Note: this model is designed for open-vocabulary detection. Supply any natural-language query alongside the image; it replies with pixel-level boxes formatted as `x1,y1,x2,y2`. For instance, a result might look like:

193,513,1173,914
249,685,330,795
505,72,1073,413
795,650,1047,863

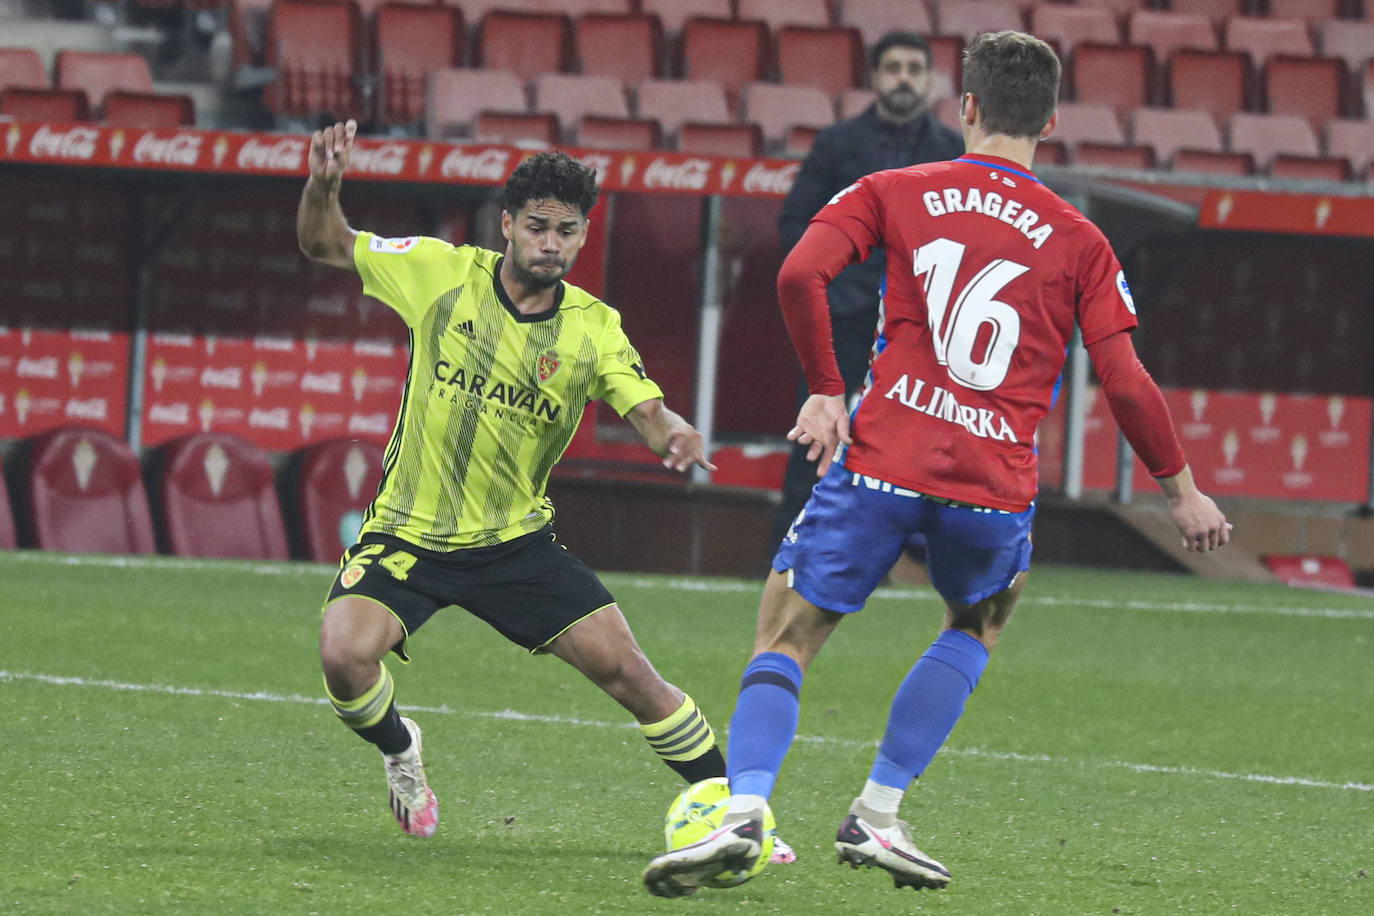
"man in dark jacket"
771,31,964,553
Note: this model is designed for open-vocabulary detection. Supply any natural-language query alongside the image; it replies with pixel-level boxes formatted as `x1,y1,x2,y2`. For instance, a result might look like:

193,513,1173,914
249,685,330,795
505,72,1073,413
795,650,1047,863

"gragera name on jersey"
883,374,1017,442
922,188,1053,250
430,359,561,425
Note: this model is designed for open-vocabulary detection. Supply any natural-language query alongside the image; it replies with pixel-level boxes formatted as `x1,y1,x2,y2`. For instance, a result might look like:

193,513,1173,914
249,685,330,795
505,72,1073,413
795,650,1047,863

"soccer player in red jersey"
644,30,1232,898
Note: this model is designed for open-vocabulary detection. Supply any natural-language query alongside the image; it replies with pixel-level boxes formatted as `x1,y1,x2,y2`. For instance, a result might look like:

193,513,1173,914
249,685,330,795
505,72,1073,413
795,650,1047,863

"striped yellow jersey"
353,231,663,550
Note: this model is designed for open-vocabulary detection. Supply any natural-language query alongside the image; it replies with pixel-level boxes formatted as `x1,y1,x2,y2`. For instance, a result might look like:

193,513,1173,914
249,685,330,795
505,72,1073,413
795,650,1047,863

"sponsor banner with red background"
1038,387,1371,503
0,122,802,200
140,333,408,449
0,328,129,439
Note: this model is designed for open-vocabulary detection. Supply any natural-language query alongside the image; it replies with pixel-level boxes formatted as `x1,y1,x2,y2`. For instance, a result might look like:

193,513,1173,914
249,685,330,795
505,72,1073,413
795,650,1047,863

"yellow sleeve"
353,232,457,327
589,306,665,416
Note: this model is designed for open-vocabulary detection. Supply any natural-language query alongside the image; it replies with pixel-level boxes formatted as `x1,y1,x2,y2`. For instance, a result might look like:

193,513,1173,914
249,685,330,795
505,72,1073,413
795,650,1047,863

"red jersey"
810,155,1139,511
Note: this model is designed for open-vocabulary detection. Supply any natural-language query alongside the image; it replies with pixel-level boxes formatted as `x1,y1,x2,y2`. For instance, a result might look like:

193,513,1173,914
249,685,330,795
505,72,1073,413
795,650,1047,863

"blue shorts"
772,462,1034,612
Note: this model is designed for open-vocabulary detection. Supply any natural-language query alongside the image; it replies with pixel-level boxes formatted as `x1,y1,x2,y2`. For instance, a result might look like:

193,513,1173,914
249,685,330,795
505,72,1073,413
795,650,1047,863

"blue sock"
869,629,990,789
726,652,804,799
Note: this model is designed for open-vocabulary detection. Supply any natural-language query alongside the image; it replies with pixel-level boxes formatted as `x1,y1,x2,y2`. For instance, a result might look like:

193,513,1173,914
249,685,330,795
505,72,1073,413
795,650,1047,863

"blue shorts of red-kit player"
772,460,1034,611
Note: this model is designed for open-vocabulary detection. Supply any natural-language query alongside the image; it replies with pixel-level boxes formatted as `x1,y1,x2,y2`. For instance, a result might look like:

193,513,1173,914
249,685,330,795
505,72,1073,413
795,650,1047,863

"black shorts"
322,527,616,657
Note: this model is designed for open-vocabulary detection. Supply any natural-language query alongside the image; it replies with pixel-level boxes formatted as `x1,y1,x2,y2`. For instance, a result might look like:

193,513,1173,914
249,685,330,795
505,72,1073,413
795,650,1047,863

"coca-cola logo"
17,356,59,379
29,125,98,160
439,148,511,181
741,161,800,195
149,402,191,424
300,371,343,394
348,413,393,435
65,397,108,420
133,132,204,167
249,406,290,430
642,158,711,191
350,142,408,175
200,366,243,389
353,339,395,357
237,137,307,172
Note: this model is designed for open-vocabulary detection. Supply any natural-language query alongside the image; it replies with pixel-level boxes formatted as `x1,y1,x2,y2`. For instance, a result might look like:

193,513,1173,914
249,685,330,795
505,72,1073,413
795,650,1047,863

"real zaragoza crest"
537,348,561,382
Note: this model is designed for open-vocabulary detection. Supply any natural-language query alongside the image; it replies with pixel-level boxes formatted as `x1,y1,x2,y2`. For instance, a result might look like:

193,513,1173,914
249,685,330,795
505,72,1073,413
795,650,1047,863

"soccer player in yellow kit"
297,122,744,845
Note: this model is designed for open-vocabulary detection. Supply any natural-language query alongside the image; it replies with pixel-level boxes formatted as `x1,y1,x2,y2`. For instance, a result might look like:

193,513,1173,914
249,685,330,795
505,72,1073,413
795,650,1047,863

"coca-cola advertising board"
140,333,409,450
1038,387,1371,503
0,327,129,440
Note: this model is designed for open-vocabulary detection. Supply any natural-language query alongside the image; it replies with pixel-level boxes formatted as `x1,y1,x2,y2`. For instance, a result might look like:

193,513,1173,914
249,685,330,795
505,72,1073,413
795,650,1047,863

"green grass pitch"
3,550,1371,914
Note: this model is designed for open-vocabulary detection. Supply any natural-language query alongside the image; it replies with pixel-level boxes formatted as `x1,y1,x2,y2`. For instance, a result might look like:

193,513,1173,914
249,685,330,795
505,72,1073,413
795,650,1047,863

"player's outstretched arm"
626,399,718,474
297,119,359,271
788,393,851,478
1088,331,1232,552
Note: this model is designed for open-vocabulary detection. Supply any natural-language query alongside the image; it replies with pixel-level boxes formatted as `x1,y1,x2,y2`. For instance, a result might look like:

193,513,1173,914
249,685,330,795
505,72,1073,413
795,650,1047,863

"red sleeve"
776,221,861,396
1087,331,1186,479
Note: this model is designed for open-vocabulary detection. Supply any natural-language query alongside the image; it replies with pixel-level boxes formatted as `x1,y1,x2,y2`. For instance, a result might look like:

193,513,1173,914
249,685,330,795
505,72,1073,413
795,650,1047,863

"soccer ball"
663,777,776,888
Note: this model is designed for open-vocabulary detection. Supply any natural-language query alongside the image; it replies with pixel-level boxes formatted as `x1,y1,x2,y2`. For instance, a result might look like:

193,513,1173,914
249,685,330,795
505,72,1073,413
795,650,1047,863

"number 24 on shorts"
344,543,417,581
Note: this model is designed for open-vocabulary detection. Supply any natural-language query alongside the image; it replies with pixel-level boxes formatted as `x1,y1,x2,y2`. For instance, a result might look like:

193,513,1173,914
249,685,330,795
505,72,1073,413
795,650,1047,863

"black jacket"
778,105,964,318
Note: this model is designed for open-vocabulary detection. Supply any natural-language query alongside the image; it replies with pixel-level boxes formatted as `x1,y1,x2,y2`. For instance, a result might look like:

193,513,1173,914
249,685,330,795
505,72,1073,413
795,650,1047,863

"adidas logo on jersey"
454,319,476,341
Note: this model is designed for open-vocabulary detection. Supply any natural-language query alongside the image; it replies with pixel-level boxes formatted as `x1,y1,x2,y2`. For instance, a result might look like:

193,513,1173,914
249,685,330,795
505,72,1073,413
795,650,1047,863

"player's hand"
788,394,851,478
661,425,718,474
309,119,356,191
1169,490,1232,552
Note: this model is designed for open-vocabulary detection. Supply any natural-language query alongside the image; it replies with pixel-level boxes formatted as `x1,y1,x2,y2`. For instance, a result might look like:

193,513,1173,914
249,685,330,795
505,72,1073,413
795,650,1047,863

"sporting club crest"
537,348,561,383
340,565,365,589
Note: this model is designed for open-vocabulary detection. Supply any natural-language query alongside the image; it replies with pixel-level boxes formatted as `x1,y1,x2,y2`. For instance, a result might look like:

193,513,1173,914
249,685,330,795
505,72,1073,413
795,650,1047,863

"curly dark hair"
503,151,599,217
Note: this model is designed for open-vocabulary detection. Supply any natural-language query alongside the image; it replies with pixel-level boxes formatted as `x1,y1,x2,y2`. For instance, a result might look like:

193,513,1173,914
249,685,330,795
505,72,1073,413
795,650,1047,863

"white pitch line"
3,669,1369,794
4,550,1372,620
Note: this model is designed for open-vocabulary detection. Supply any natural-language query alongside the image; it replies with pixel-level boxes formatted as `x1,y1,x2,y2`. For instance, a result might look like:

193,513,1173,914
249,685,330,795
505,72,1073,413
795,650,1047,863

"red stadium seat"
157,432,289,560
477,10,572,82
533,72,629,128
0,472,15,550
1036,138,1068,165
1073,141,1155,170
474,110,560,146
1261,554,1355,590
1128,11,1219,65
786,124,819,156
680,17,768,111
1265,0,1342,28
22,427,156,555
839,87,875,119
575,114,661,150
1168,49,1250,126
1051,101,1126,150
1071,43,1152,118
926,34,964,99
575,13,664,85
1264,56,1348,132
374,2,463,126
529,0,630,15
1317,20,1374,77
1074,0,1146,24
1325,118,1374,176
1030,4,1121,57
103,90,196,127
0,47,46,91
775,26,864,97
934,94,962,133
837,0,934,49
1228,111,1320,170
1130,107,1224,164
677,121,764,157
639,0,730,36
1224,16,1313,68
933,0,1024,41
1268,153,1351,182
0,87,90,122
290,438,384,563
264,0,364,120
426,68,526,139
636,78,731,138
737,0,830,30
741,82,835,151
1172,148,1254,175
1169,0,1244,27
55,50,154,116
